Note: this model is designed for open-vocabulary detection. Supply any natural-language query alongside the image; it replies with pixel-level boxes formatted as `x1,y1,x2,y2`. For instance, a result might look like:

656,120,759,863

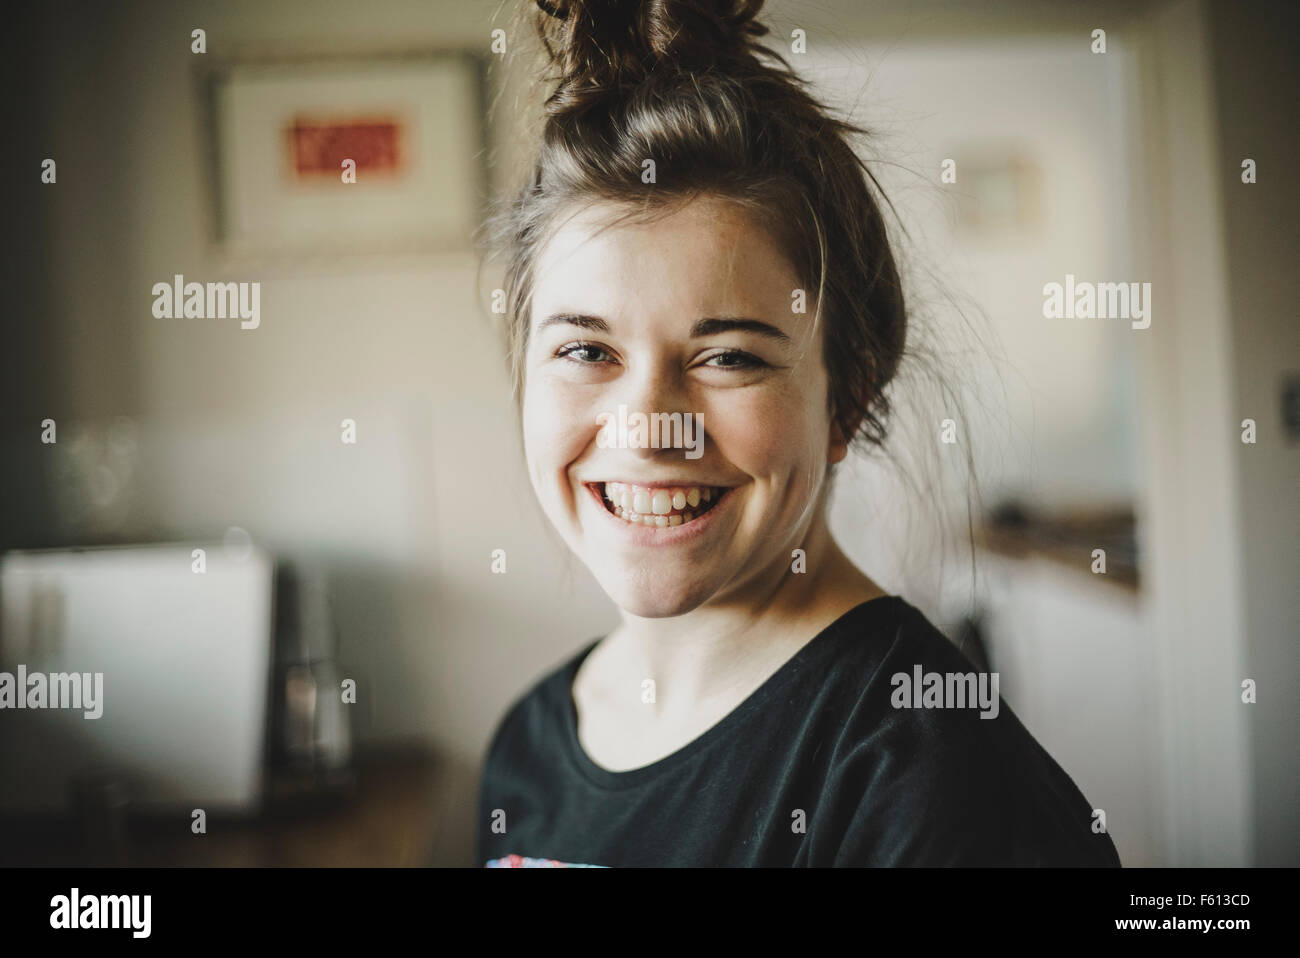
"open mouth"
592,481,729,528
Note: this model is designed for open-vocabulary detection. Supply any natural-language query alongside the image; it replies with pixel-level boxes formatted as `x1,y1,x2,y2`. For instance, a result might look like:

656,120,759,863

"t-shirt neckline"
559,595,903,790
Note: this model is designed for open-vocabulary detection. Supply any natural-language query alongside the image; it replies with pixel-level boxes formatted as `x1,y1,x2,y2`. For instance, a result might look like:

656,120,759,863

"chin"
595,567,717,619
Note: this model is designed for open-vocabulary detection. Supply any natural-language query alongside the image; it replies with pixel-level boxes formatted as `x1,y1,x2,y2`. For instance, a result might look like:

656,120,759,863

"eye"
555,341,615,365
701,349,768,369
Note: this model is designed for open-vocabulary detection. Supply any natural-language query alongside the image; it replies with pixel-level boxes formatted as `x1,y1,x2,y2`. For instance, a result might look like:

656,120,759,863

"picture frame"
203,51,488,262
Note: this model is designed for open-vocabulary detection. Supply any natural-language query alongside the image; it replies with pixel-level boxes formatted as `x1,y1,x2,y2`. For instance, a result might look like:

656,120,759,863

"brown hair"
481,0,909,455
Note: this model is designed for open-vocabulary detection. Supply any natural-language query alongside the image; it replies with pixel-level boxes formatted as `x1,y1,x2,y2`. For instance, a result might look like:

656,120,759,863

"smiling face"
522,195,848,618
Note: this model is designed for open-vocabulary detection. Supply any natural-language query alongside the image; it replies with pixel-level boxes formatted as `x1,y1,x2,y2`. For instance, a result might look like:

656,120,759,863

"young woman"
475,0,1121,867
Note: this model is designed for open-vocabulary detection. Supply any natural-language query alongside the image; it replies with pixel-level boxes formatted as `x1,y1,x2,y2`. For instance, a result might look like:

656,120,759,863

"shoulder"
809,598,1120,866
481,638,597,768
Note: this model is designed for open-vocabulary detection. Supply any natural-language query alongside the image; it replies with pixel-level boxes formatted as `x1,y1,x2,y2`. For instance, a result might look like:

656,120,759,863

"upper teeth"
600,482,720,526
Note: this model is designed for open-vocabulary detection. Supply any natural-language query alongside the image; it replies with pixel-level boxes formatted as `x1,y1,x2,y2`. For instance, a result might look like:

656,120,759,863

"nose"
602,360,699,461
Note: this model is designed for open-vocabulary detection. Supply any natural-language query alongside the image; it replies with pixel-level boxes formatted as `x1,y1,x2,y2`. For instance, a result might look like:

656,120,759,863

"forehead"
529,197,801,325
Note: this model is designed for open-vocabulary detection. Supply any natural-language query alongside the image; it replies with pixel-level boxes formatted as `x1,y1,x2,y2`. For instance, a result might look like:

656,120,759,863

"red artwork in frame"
210,53,484,256
284,115,406,180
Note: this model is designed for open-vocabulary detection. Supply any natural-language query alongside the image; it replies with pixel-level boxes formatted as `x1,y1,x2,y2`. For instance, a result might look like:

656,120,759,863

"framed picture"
206,52,486,260
950,143,1043,237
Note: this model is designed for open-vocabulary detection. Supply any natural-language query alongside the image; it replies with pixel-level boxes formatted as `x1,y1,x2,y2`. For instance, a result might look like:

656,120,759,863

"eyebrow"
538,313,792,344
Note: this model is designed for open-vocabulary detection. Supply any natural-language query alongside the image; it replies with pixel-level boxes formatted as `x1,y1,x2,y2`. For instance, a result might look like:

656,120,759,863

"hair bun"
534,0,769,112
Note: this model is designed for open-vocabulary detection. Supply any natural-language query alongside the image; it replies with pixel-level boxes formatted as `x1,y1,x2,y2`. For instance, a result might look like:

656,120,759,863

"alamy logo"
50,888,150,938
890,665,1001,719
1042,273,1151,329
596,404,704,460
0,666,103,719
152,274,260,329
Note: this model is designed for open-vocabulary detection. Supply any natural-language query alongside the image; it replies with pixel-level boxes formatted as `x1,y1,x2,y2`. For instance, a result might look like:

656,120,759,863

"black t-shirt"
476,596,1121,867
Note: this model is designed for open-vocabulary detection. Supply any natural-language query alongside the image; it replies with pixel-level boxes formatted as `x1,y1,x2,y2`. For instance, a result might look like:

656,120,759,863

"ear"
828,414,851,465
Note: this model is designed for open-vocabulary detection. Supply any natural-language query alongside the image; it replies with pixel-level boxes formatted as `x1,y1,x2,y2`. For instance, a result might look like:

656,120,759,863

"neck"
605,505,885,719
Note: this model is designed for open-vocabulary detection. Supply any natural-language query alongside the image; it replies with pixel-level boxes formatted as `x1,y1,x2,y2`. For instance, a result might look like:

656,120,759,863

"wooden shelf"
979,506,1140,591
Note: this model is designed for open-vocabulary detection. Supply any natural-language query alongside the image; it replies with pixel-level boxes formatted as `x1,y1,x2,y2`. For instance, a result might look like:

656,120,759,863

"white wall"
807,37,1141,625
1205,0,1300,867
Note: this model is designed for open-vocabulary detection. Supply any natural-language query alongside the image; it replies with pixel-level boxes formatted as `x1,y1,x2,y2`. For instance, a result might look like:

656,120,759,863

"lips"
591,480,728,528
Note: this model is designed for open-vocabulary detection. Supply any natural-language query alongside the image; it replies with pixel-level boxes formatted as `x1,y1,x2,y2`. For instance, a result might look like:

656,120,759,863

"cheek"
521,372,597,483
706,377,830,476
